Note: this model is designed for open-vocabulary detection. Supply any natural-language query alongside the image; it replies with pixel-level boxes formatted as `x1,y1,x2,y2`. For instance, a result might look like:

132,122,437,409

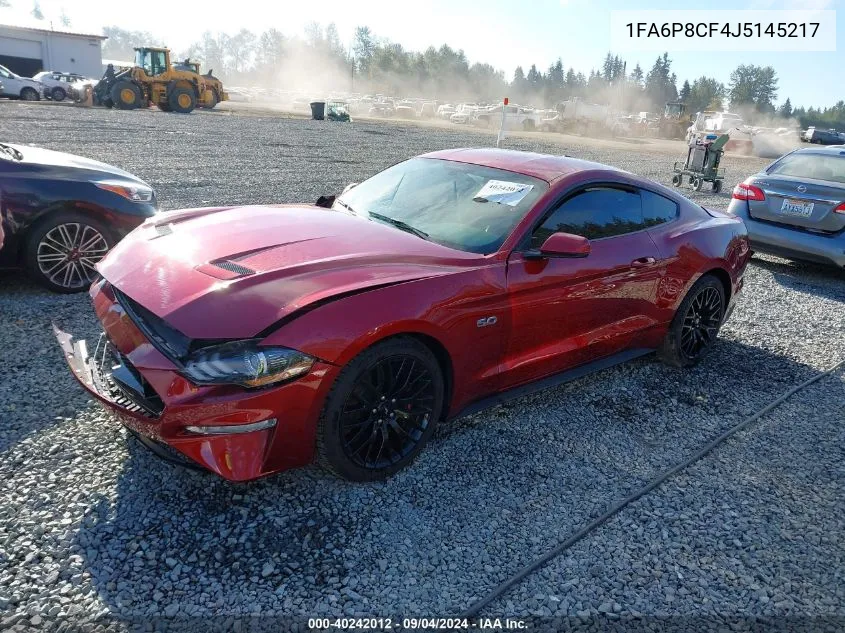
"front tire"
25,212,114,293
168,87,196,113
51,86,67,101
111,81,143,110
316,337,444,481
658,274,726,368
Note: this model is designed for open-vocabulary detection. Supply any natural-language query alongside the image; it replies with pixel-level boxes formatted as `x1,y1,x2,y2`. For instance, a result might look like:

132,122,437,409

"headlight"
182,340,315,388
95,180,154,202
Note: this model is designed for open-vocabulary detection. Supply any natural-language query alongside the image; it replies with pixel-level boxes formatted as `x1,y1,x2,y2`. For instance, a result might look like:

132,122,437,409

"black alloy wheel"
340,355,436,470
658,274,726,368
317,337,444,481
680,285,723,360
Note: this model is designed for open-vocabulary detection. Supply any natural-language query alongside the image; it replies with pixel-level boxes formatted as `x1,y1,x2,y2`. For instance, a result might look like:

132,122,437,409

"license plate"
780,198,814,217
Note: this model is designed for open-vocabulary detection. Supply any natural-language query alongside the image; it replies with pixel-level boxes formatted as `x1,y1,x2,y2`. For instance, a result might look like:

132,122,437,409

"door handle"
631,256,657,267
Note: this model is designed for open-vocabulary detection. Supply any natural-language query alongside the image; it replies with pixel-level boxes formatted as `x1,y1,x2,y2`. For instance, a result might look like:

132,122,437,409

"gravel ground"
0,101,843,631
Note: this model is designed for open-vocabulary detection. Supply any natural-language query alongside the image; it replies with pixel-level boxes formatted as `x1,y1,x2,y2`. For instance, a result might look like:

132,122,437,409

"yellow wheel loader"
94,47,224,114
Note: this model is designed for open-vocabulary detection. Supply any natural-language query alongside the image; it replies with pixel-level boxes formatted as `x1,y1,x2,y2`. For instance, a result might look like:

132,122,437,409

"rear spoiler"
702,205,732,218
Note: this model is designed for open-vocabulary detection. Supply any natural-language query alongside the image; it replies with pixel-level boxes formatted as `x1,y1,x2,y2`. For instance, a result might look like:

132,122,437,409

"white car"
33,71,92,101
0,64,43,100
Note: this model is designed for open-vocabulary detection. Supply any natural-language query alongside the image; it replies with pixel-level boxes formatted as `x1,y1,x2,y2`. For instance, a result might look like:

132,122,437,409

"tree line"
99,23,843,130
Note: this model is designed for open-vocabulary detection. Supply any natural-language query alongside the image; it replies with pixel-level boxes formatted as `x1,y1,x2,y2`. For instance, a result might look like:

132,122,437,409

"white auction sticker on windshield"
474,180,534,207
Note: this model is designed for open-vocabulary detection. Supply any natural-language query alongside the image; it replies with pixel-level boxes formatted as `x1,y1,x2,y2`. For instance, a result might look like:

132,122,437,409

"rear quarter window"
641,189,679,226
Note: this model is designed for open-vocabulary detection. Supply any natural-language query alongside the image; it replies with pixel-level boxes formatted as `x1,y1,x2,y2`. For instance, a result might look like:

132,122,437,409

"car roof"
792,146,845,157
421,148,622,183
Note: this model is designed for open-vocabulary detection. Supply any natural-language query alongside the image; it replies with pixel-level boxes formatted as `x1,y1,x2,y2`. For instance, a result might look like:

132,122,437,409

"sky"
0,0,842,109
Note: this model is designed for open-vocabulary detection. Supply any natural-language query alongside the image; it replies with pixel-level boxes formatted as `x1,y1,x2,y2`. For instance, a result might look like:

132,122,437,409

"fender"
261,263,509,414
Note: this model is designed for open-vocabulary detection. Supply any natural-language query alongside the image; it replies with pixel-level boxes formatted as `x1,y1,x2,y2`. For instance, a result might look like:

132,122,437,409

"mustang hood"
99,205,480,339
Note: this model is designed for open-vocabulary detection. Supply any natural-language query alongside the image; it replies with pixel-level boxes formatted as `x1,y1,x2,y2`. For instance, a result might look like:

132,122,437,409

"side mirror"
316,182,358,208
526,232,590,259
315,194,335,208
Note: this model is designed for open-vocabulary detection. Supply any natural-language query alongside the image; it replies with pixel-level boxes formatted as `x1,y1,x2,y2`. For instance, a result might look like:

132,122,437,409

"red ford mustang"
56,149,750,482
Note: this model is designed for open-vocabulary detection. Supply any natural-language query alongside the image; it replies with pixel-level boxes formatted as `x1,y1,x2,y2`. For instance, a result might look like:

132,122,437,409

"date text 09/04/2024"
307,618,528,630
625,22,820,38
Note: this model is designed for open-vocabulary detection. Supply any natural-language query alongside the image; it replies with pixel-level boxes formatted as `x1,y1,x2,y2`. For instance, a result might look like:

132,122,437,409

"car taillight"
834,202,845,214
732,182,766,201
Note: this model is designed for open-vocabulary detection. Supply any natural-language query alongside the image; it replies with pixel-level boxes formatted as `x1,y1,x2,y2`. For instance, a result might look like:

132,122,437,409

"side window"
531,187,644,247
641,189,679,227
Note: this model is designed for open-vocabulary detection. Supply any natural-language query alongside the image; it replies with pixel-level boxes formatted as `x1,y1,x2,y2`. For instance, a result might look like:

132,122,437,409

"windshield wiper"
0,143,23,161
367,212,430,241
335,198,356,214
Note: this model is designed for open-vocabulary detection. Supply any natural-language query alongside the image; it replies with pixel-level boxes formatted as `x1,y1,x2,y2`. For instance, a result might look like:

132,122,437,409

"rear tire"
671,174,682,187
658,274,726,368
168,87,196,113
20,87,39,101
712,180,723,194
51,86,67,101
25,211,114,293
206,90,218,109
316,337,444,481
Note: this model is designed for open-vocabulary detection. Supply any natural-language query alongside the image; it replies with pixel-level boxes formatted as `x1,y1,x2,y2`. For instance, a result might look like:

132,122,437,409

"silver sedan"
727,146,845,268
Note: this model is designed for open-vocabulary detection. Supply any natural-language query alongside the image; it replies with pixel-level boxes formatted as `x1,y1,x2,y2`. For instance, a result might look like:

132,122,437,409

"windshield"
334,158,547,254
768,152,845,184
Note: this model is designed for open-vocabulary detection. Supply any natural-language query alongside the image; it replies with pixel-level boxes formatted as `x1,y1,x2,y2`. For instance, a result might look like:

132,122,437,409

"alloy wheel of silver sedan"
36,223,110,290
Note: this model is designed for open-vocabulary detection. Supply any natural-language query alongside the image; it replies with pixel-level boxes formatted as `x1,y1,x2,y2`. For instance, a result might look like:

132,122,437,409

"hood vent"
213,260,254,275
195,259,256,280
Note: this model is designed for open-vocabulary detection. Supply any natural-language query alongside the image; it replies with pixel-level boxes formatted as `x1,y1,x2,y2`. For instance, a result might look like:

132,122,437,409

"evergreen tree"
679,80,691,103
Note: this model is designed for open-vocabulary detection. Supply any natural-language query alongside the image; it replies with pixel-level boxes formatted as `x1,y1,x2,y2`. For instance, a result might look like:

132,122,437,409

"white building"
0,24,106,78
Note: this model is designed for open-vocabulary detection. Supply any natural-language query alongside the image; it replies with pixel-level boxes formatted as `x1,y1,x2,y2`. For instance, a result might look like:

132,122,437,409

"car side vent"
213,260,254,276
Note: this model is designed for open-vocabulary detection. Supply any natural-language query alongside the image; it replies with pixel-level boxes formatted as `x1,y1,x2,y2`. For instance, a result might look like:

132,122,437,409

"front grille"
92,334,164,419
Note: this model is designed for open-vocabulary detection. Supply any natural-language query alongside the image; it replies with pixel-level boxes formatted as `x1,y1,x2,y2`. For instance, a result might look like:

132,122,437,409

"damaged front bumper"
53,319,333,481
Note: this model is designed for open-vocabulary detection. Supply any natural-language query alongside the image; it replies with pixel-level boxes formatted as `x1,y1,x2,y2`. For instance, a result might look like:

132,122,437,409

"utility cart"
672,133,728,193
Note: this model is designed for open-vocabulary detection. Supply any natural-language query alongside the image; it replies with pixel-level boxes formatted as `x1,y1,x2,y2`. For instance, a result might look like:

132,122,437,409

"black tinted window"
641,189,678,226
531,187,644,247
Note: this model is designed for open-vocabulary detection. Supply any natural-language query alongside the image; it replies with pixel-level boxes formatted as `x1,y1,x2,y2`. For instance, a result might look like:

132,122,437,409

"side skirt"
452,348,654,420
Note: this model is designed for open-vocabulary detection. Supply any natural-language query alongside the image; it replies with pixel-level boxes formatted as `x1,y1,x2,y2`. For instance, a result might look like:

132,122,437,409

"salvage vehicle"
728,146,845,268
802,127,844,145
0,64,43,100
541,99,613,135
476,104,542,131
32,71,93,102
0,142,156,292
56,149,750,482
